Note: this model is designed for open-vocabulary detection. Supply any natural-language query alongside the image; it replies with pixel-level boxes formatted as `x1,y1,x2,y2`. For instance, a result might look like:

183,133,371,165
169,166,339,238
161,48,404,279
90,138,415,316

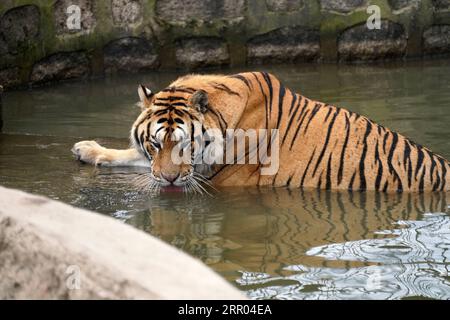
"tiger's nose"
162,172,180,183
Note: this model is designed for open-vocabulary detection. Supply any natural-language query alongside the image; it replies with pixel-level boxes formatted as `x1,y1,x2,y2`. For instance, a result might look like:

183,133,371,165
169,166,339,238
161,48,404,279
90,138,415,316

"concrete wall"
0,0,449,89
0,186,245,299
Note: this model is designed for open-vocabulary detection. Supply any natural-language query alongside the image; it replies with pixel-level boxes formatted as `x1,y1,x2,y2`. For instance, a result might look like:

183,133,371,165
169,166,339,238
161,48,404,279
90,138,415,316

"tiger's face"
131,84,218,192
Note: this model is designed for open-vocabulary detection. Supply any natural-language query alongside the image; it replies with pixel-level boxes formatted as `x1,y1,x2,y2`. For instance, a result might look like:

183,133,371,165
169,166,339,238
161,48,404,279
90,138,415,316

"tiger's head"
131,82,223,193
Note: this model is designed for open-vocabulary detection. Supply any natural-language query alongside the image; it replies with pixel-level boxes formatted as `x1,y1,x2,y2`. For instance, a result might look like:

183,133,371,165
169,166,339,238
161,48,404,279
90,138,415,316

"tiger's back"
213,72,450,192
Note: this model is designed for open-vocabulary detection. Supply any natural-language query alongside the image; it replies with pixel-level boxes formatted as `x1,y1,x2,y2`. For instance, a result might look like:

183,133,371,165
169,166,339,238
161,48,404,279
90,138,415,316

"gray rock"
156,0,246,23
320,0,366,13
0,36,8,57
111,0,143,26
175,37,230,69
0,5,40,55
247,26,320,64
432,0,450,10
30,52,90,85
103,37,159,74
0,67,21,89
0,84,2,130
0,186,245,299
54,0,96,35
423,25,450,55
338,21,407,61
388,0,420,11
266,0,304,11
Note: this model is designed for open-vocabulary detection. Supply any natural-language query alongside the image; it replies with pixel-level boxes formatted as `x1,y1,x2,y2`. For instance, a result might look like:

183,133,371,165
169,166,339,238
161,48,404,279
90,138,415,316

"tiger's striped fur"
72,72,450,193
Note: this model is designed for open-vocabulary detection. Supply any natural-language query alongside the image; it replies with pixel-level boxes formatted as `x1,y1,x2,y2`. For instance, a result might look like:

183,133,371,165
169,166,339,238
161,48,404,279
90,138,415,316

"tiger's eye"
151,141,161,149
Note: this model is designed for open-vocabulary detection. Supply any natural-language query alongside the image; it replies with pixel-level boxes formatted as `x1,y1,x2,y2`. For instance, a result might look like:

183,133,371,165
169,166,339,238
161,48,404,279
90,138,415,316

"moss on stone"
0,0,446,89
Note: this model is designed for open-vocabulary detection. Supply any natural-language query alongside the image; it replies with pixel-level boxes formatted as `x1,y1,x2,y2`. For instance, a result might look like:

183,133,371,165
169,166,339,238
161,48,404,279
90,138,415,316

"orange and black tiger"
72,72,450,193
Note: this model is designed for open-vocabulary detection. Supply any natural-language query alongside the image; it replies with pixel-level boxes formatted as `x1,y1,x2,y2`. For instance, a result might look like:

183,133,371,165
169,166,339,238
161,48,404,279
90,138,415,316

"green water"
1,60,450,299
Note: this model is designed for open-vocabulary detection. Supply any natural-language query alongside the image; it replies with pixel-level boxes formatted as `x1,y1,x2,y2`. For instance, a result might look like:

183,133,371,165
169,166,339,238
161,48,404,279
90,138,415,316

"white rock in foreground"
0,186,244,299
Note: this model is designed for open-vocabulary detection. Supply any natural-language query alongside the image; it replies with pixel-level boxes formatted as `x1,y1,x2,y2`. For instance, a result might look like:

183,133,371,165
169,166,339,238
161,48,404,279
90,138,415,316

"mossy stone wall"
0,0,449,89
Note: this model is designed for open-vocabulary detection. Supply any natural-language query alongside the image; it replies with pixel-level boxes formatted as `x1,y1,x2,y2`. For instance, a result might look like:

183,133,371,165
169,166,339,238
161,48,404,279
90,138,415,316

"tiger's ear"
137,84,154,108
190,90,208,113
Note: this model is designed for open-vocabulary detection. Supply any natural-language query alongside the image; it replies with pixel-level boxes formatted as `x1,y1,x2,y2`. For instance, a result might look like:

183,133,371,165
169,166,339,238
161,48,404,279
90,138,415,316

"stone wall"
0,0,449,89
0,186,244,299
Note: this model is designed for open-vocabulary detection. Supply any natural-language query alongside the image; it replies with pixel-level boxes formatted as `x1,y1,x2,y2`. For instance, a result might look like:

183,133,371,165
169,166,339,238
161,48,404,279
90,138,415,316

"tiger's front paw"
71,140,110,166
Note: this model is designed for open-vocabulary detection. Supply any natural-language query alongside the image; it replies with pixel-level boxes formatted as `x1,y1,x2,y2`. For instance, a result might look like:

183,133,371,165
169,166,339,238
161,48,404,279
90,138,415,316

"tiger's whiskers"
132,172,161,195
185,172,216,197
133,171,215,197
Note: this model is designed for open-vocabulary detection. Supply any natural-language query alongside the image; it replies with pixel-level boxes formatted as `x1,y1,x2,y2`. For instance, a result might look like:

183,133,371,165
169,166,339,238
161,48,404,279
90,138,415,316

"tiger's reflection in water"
126,188,449,299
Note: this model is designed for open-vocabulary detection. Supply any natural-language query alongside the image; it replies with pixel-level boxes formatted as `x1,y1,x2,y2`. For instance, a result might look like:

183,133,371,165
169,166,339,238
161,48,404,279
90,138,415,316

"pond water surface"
1,60,450,299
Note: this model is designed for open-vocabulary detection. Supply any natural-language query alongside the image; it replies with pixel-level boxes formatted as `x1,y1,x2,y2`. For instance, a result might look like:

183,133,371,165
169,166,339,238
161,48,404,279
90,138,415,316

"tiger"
71,72,450,193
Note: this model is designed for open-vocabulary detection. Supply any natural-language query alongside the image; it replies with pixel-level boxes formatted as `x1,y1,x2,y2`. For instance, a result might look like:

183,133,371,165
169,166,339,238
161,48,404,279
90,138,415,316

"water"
1,60,450,300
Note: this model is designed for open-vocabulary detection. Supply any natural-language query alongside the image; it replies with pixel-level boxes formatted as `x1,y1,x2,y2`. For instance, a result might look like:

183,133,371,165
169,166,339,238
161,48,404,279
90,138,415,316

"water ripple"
239,213,450,300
